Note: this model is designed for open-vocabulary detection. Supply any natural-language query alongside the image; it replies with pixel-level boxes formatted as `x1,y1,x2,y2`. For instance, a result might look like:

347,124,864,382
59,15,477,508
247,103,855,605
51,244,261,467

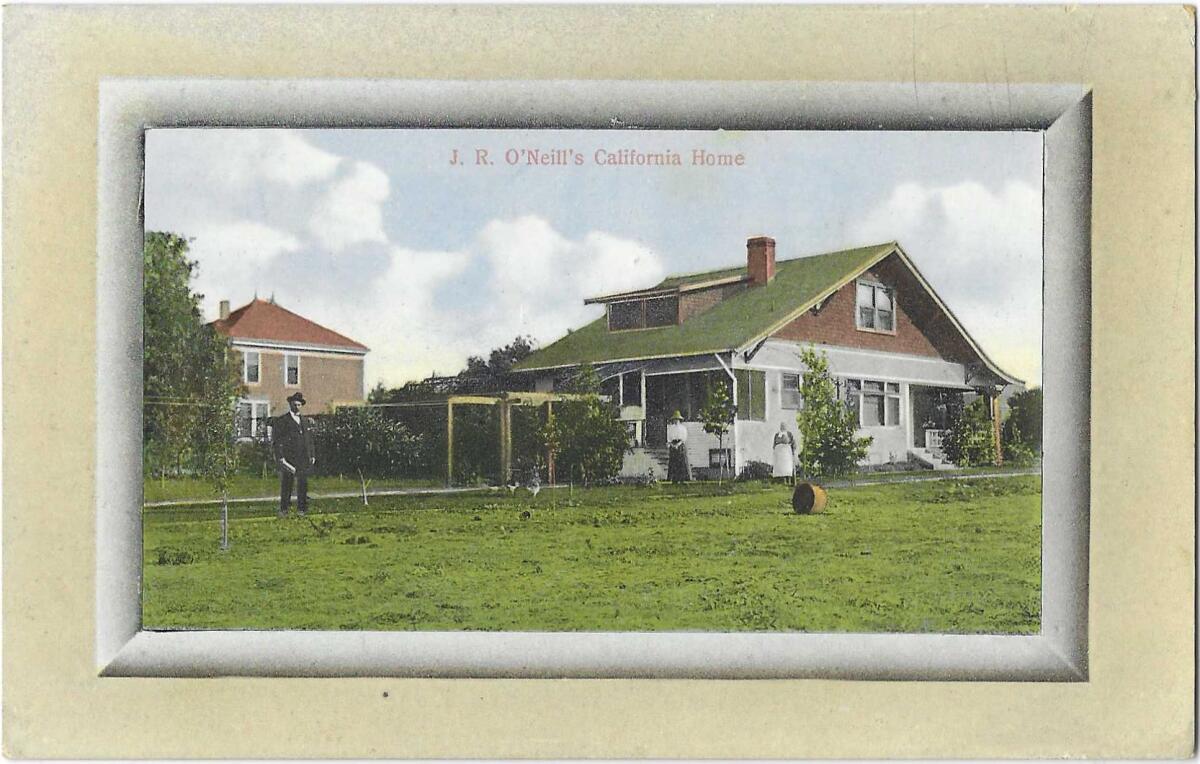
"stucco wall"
235,347,365,415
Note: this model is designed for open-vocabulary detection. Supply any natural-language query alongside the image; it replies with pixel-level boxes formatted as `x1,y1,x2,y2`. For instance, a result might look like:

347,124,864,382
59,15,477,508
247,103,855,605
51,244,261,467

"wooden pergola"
367,391,598,486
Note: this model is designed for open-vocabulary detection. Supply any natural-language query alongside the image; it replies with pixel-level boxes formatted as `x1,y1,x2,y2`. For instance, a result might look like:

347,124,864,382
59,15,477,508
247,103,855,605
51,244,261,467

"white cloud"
308,161,391,252
475,215,665,355
187,221,301,313
851,180,1042,383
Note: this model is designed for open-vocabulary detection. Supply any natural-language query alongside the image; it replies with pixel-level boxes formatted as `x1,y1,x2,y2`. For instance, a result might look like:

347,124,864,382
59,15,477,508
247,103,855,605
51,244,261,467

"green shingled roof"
514,242,897,371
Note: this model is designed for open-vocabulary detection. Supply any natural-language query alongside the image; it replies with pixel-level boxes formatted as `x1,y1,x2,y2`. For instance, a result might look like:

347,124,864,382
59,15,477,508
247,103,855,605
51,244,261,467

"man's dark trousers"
279,467,309,516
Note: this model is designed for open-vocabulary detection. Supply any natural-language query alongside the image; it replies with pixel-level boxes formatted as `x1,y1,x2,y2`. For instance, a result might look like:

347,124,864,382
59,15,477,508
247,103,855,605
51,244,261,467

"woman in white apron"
772,423,797,484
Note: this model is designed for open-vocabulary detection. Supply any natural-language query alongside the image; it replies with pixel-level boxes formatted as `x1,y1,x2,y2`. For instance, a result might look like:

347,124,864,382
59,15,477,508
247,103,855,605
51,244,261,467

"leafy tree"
699,375,735,481
370,335,537,400
943,397,997,467
542,365,628,485
1002,387,1043,456
795,347,871,478
143,232,243,484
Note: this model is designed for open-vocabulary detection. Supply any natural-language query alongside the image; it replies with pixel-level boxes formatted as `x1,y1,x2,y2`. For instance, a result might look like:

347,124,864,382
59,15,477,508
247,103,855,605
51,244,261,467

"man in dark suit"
273,391,315,518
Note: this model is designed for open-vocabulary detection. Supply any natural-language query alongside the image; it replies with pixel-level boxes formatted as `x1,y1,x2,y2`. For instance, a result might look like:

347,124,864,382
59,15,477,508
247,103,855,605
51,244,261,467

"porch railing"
925,429,948,451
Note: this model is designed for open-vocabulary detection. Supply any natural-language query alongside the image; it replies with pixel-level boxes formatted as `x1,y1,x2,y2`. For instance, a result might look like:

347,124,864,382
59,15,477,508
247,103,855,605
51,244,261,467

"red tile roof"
211,299,369,352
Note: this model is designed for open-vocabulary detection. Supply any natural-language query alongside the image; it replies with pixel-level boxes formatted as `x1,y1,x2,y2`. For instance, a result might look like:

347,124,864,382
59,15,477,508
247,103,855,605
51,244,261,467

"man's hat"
287,392,306,405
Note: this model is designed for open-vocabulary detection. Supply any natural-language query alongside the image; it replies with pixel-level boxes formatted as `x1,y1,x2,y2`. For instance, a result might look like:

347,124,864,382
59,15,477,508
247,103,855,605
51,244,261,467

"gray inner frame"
96,80,1090,679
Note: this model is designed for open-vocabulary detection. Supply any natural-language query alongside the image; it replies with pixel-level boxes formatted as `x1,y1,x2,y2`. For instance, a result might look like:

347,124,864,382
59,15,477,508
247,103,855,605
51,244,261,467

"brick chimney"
219,300,230,320
747,236,776,285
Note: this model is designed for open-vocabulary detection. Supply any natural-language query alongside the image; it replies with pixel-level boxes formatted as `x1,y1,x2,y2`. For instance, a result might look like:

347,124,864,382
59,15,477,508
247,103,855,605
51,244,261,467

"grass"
143,474,444,504
142,476,1042,633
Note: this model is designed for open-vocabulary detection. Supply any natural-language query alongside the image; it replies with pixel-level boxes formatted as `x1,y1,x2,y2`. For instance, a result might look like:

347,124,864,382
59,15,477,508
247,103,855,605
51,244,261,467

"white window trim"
243,351,261,385
236,398,271,441
845,376,903,429
780,371,803,410
854,279,898,336
284,353,301,387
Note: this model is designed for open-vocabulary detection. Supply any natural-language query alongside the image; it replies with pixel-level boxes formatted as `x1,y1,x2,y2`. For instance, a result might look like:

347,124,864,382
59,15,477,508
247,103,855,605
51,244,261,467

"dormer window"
607,295,679,331
856,280,895,334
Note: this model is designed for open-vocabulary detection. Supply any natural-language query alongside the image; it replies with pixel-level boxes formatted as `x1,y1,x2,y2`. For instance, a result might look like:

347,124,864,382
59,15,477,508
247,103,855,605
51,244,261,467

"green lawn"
142,477,1042,633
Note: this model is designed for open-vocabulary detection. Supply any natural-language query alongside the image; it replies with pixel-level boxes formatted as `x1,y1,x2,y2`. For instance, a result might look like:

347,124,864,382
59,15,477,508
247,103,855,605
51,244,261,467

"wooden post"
446,400,454,486
498,399,511,485
990,390,1004,466
546,401,555,486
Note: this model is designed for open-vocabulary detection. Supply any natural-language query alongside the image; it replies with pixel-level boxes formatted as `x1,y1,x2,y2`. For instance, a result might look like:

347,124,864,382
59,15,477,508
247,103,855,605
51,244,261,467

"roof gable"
514,243,895,371
211,299,369,352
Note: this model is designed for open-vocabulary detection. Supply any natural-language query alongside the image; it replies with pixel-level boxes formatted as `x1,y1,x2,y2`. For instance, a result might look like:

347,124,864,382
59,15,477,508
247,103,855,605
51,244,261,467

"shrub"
543,382,629,486
310,407,426,478
796,347,871,478
737,460,774,481
1003,424,1039,467
235,439,274,477
943,398,996,467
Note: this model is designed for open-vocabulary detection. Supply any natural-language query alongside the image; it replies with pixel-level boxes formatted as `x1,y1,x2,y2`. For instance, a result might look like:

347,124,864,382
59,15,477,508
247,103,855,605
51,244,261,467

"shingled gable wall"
769,254,976,364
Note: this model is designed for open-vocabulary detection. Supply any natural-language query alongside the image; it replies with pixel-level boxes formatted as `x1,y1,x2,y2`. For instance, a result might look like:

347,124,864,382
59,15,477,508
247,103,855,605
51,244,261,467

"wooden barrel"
792,482,828,514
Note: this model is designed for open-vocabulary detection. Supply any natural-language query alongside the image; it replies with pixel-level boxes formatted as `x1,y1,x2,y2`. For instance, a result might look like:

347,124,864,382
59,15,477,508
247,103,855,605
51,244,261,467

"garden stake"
219,494,230,551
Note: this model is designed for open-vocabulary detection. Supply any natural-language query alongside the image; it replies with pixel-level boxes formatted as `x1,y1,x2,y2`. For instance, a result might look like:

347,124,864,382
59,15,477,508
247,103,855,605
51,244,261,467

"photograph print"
141,127,1043,634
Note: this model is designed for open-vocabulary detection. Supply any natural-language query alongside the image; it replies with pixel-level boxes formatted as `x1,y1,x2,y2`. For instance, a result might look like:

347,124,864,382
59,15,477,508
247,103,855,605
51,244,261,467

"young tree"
143,231,244,481
699,375,735,482
795,347,871,478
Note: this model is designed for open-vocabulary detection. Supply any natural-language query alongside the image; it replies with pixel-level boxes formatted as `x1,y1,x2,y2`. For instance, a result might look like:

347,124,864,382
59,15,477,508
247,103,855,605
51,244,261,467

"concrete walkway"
144,469,1039,509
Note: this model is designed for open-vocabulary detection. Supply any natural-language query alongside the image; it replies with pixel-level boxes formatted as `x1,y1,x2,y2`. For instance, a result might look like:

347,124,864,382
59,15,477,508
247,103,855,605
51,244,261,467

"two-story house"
513,237,1022,477
211,298,369,439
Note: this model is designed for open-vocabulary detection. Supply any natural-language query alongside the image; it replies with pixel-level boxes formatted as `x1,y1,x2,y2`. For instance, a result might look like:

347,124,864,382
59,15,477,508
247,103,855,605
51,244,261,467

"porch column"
989,389,1003,466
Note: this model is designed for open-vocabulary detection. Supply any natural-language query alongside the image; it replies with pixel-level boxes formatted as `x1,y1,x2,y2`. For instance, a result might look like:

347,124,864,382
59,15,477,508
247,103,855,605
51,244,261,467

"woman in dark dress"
666,410,691,483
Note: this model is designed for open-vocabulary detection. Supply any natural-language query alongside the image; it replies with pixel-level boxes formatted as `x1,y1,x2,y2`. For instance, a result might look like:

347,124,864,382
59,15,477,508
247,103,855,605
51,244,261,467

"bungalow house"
513,237,1022,477
211,298,369,438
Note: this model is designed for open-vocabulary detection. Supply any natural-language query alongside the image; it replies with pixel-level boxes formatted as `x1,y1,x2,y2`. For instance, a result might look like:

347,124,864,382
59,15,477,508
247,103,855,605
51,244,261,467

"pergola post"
545,401,555,486
498,399,512,484
446,400,454,486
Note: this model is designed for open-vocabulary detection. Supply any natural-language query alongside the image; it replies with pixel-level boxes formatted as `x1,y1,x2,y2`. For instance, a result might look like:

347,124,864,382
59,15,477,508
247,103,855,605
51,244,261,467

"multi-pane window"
235,401,271,440
845,378,901,427
856,280,895,332
285,354,300,386
607,296,679,331
735,369,766,421
244,351,260,384
781,372,803,409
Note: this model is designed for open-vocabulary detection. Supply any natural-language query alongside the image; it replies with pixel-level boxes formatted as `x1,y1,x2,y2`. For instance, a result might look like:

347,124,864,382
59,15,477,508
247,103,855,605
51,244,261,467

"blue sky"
145,128,1043,387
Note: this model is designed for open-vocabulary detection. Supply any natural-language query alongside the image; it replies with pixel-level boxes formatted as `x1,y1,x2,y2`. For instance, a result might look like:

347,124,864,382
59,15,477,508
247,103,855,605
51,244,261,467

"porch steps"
644,447,671,475
908,447,957,471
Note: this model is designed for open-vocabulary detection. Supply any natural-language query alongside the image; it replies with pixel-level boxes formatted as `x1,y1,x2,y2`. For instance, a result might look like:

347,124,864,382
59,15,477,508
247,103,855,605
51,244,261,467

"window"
244,351,260,384
644,296,678,327
709,449,732,469
285,354,300,386
856,280,895,333
608,300,643,330
606,296,679,331
235,400,271,440
781,372,802,409
844,378,901,427
734,369,766,421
